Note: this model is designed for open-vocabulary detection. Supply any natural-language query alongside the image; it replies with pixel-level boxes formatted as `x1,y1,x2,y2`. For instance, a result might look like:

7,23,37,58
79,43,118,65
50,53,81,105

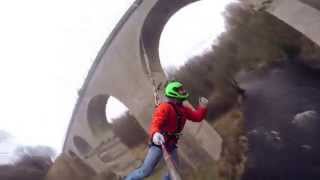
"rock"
270,130,280,137
239,136,249,153
248,129,258,135
273,136,281,142
292,110,319,132
239,136,248,143
300,144,312,151
269,130,281,141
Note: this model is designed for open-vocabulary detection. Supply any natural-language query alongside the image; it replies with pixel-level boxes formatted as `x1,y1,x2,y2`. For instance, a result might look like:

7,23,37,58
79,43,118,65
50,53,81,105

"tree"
0,145,56,180
167,1,316,121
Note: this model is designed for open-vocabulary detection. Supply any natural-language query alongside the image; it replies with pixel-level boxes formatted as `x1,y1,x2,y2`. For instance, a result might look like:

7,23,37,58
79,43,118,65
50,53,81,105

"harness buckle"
163,132,183,138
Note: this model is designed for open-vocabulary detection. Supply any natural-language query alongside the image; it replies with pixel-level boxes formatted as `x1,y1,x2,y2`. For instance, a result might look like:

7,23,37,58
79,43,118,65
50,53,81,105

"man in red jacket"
125,81,208,180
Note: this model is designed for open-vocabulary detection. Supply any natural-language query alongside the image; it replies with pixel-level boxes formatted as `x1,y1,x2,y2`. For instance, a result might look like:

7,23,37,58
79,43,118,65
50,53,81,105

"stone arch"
87,94,112,138
64,0,223,174
73,136,93,156
140,0,198,74
68,150,78,159
87,94,148,149
245,0,320,46
105,96,148,148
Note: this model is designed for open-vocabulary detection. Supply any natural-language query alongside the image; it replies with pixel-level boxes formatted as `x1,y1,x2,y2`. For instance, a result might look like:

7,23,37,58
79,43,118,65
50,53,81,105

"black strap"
167,102,183,133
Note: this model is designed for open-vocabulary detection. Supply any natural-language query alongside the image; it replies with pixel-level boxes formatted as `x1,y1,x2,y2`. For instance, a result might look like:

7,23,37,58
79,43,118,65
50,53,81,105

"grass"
210,106,247,180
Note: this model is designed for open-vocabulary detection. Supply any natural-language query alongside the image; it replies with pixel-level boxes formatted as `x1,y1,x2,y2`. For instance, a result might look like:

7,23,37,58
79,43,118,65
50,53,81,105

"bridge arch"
63,0,222,175
140,0,197,75
87,94,112,138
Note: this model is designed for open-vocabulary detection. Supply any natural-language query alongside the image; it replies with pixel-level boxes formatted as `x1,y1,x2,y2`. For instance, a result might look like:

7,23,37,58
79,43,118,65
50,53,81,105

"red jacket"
149,102,207,146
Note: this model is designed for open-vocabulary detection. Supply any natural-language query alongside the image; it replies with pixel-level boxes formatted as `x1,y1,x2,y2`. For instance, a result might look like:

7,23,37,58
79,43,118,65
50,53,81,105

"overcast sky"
159,0,234,69
0,0,235,162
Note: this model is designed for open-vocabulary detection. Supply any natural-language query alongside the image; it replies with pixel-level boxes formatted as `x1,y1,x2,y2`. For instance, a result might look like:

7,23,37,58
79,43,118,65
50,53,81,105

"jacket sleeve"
184,106,207,122
149,103,170,138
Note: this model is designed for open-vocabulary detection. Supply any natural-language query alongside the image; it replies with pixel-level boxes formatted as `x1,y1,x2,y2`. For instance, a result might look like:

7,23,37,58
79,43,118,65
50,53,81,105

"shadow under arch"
87,94,148,148
73,135,93,156
87,94,112,138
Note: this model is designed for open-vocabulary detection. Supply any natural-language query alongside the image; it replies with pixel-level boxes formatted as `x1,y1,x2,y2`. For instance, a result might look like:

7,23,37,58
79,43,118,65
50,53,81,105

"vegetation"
112,111,148,149
168,2,320,121
166,1,320,179
3,1,320,180
0,145,55,180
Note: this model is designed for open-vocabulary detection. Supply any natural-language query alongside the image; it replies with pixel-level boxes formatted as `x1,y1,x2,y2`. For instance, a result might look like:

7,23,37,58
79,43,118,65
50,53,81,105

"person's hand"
152,132,165,145
199,97,209,108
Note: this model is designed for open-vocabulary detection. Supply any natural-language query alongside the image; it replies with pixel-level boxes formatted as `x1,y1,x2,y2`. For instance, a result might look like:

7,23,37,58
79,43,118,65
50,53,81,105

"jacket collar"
167,98,183,106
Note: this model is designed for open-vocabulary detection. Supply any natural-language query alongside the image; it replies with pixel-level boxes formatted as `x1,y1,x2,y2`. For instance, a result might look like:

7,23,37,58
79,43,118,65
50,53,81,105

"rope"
161,144,182,180
141,42,161,107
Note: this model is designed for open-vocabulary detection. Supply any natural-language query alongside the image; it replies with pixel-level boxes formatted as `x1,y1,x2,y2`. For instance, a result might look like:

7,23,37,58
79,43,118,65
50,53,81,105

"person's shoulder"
157,102,174,111
158,102,171,108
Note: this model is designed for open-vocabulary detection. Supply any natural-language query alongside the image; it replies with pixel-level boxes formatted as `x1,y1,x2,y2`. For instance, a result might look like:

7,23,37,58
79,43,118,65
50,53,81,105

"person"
125,80,208,180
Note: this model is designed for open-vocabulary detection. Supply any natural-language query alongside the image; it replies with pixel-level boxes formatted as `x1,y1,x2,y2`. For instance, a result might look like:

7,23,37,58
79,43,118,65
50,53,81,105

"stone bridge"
61,0,320,177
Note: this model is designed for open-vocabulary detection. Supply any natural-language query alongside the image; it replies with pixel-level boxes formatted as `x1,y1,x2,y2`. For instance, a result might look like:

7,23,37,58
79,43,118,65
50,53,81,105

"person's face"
177,86,187,95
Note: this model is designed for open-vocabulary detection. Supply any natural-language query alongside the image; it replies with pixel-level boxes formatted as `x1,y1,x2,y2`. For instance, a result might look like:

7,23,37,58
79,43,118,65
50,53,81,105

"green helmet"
165,81,189,101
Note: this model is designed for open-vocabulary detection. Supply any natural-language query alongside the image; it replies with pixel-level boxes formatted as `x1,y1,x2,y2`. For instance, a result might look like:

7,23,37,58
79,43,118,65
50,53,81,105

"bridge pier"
244,0,320,46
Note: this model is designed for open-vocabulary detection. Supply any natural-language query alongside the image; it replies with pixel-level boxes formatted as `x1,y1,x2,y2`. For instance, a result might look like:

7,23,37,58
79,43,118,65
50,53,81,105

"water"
241,59,320,179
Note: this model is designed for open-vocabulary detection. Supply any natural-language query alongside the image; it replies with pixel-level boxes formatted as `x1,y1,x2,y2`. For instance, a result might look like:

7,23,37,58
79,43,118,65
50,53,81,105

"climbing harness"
142,43,182,180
